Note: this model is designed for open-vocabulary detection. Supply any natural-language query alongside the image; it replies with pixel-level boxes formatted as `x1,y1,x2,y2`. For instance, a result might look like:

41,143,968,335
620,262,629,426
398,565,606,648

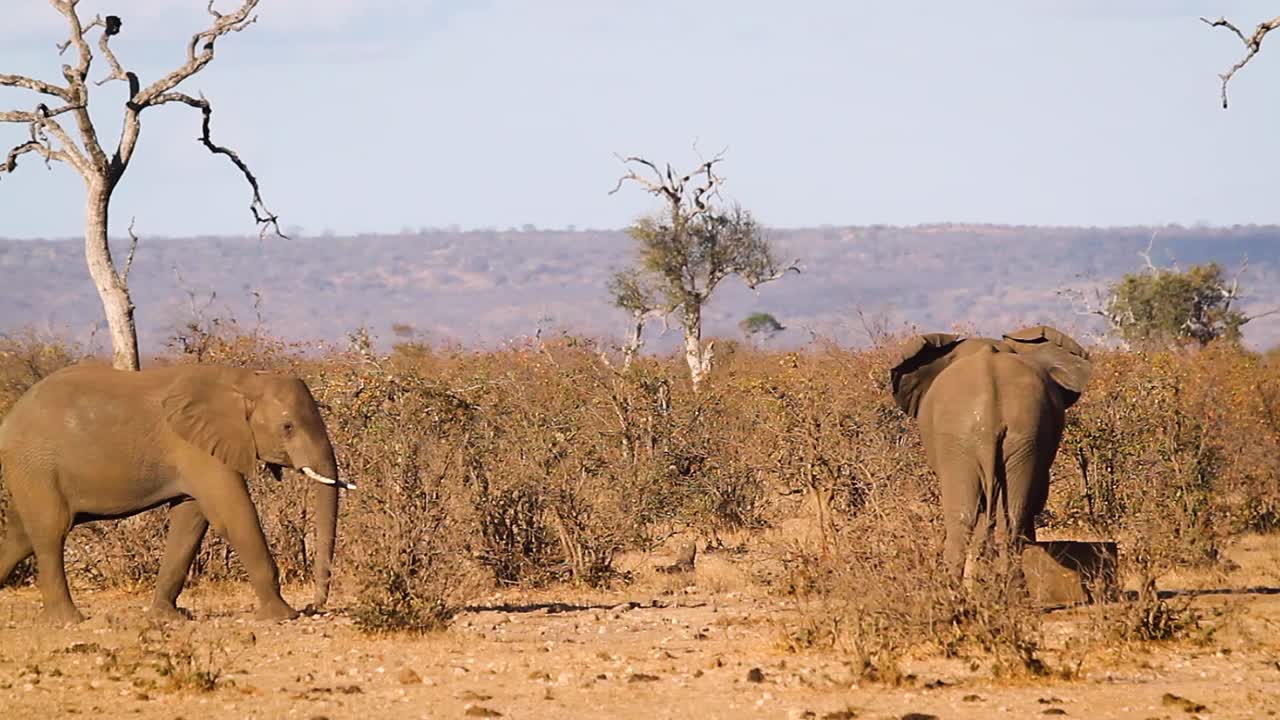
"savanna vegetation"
2,320,1276,679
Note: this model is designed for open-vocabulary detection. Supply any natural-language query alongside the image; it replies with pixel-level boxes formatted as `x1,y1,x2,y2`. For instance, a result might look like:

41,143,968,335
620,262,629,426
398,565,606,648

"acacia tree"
608,154,799,389
606,267,665,370
1,1,282,370
739,312,785,343
1063,240,1274,349
1202,13,1280,108
1104,262,1255,348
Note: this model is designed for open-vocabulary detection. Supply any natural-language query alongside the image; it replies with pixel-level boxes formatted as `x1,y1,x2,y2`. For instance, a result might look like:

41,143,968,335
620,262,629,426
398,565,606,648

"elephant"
888,325,1091,581
0,362,352,623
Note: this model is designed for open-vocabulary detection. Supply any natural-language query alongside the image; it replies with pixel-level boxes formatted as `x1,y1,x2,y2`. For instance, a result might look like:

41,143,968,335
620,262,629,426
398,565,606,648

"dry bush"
766,343,1049,680
771,337,1275,678
0,330,83,416
300,343,478,631
1,324,1277,655
1055,344,1280,575
780,501,1050,681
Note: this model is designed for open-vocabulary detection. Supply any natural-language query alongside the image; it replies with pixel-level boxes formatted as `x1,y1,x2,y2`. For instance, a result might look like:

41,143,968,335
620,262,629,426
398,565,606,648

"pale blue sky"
1,1,1278,239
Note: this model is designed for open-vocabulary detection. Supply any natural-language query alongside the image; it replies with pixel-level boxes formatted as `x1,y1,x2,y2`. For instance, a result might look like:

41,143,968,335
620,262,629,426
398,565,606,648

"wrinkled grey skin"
0,362,348,624
889,326,1092,580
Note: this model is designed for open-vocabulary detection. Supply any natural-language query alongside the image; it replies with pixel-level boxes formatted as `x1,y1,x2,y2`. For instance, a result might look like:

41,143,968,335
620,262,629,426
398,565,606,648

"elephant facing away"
0,362,353,624
889,326,1091,580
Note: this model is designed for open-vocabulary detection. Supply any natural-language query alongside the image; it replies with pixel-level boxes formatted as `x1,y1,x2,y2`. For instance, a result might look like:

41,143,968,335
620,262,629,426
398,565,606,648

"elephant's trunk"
311,480,339,610
299,441,342,611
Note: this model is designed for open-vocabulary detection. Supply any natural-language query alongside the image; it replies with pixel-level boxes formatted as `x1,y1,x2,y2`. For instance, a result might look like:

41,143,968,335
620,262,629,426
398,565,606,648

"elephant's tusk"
301,466,356,490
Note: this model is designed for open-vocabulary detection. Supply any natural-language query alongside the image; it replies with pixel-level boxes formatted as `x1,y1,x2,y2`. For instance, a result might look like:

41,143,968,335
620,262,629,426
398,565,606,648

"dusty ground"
2,537,1280,719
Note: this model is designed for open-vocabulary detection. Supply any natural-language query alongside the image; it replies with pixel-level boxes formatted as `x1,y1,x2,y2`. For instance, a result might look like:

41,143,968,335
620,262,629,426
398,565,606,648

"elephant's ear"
162,375,257,476
1002,325,1092,408
888,332,964,418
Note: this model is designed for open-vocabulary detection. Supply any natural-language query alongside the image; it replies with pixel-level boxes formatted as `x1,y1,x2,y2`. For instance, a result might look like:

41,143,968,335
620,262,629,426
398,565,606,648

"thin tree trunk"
83,177,140,371
622,313,645,370
682,305,713,391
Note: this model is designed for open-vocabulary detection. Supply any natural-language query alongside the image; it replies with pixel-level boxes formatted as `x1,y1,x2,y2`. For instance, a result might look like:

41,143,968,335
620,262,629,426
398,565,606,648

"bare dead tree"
1201,14,1280,108
609,152,800,389
1,1,283,370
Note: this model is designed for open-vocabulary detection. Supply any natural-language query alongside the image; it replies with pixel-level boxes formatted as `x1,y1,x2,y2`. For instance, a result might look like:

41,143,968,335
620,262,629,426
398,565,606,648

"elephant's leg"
0,511,35,587
150,499,209,619
194,479,297,621
23,500,81,624
937,456,983,582
999,436,1043,590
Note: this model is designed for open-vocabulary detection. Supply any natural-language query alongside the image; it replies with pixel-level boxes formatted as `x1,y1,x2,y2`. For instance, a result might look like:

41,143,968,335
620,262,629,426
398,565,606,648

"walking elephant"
888,325,1091,580
0,362,353,623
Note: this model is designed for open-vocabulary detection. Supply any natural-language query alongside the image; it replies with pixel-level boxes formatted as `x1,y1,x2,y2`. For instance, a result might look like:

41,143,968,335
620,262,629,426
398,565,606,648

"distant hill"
2,224,1278,353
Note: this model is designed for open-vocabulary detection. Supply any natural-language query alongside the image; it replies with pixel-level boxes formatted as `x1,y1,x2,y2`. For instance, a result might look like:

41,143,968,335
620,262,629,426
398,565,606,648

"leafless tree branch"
121,217,140,283
55,9,104,56
609,152,726,217
743,258,803,289
0,73,72,100
1,103,91,176
127,0,259,107
1,141,50,176
1138,231,1159,272
1201,14,1280,108
147,91,285,238
93,15,130,86
0,102,81,124
50,1,110,171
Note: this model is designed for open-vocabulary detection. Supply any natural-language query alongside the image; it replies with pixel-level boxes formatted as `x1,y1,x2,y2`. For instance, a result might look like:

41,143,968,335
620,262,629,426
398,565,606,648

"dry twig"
1201,14,1280,108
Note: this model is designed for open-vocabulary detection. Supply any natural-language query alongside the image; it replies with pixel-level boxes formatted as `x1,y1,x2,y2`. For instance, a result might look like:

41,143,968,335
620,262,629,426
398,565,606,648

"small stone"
1042,710,1068,716
787,710,816,720
1161,693,1208,713
396,668,421,685
628,673,660,683
822,712,857,720
746,667,766,683
900,714,939,720
922,679,949,689
463,706,503,718
962,695,983,702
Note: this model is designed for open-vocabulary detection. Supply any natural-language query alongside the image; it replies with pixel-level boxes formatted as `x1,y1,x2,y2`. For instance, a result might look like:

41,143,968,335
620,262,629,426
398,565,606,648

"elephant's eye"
282,421,295,434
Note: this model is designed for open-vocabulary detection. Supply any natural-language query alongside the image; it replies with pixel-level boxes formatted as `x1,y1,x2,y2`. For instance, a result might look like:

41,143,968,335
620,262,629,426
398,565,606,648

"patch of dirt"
2,538,1280,719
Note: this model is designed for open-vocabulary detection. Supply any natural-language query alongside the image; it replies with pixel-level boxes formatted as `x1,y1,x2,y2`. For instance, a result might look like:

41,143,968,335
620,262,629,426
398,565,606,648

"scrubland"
2,327,1279,718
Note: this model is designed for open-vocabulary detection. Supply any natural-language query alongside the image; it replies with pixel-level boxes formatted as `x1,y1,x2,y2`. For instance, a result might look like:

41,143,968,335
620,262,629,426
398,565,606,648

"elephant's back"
923,349,1053,436
0,362,167,448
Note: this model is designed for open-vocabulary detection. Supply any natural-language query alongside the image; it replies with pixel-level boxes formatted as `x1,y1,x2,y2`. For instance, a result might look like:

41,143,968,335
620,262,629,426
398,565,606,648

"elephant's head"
161,368,349,610
1000,325,1092,409
888,326,1092,416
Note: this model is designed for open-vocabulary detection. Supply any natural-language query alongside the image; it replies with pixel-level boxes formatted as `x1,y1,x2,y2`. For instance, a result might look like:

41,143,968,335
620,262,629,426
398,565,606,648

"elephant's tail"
978,430,1006,541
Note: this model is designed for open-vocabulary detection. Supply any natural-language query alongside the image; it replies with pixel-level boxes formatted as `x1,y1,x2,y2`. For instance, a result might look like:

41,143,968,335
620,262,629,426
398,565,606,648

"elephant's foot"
40,605,86,626
254,599,299,622
146,602,193,622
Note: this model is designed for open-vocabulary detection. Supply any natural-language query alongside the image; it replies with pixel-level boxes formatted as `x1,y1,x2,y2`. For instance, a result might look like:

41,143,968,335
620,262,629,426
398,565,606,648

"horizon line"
4,221,1279,243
